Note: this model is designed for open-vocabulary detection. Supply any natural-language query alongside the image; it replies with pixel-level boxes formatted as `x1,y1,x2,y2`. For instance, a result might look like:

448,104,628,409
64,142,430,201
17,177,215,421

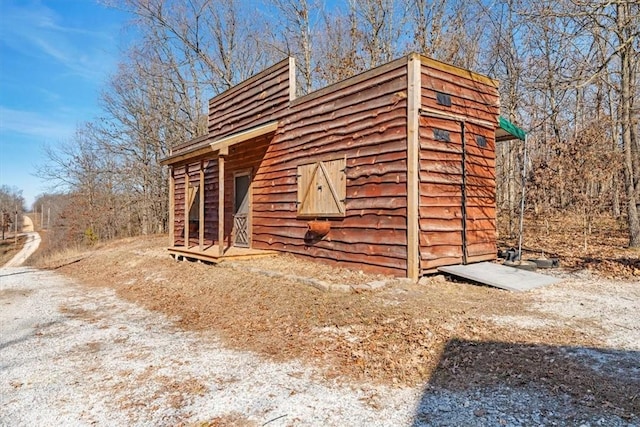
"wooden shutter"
297,158,346,218
187,184,199,210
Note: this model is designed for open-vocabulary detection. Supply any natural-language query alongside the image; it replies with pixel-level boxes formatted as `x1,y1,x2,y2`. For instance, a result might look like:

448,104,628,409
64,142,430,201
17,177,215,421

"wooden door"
418,116,465,270
419,115,497,270
462,123,497,263
233,172,251,247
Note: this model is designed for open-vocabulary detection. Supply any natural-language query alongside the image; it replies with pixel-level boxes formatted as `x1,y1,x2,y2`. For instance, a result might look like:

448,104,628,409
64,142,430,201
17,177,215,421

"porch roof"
160,121,279,165
209,121,278,155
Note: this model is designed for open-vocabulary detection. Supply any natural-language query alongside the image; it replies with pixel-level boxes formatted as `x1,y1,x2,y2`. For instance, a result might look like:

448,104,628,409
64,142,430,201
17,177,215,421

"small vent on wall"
436,91,452,107
433,128,451,142
476,135,487,148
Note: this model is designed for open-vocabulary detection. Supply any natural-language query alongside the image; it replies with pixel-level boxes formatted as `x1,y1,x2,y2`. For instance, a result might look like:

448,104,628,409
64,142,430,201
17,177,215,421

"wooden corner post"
184,167,189,249
169,166,175,247
407,54,421,281
199,160,205,251
218,149,227,256
288,57,296,101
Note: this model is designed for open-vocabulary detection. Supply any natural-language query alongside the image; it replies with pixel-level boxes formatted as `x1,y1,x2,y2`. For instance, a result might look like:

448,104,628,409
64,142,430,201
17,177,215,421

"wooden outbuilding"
161,53,523,280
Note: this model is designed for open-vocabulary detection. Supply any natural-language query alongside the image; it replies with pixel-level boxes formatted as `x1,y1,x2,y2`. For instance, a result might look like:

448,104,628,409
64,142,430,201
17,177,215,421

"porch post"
169,166,175,247
218,150,227,256
199,160,205,251
184,168,189,249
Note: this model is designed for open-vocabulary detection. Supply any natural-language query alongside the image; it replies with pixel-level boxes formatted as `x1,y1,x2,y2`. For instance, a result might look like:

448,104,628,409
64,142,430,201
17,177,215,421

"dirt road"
1,263,638,426
2,232,40,268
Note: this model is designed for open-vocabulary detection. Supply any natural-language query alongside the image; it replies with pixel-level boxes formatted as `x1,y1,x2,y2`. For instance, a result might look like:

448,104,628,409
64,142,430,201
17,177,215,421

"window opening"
436,91,452,107
433,128,451,142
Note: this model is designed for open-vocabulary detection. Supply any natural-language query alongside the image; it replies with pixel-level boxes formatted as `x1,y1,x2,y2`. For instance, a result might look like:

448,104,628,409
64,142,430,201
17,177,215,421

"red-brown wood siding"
221,136,271,246
250,61,409,276
464,123,497,260
172,160,215,247
173,165,186,246
168,55,503,277
199,159,217,247
172,59,292,153
418,61,499,271
170,138,270,248
208,60,291,140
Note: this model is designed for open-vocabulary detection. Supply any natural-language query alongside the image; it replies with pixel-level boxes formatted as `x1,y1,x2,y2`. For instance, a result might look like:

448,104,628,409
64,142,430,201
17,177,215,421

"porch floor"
168,245,278,263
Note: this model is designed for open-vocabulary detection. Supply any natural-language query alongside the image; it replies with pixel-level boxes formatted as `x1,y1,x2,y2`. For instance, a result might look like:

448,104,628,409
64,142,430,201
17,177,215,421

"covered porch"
161,122,278,261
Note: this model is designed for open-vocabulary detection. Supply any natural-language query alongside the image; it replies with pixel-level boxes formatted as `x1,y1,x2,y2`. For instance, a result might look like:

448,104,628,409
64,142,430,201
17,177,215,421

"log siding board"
199,160,205,250
173,166,186,246
207,60,291,140
218,154,225,256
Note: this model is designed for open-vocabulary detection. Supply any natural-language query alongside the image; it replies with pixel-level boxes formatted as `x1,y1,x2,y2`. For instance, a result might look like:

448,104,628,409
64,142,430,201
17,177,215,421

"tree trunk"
618,2,640,247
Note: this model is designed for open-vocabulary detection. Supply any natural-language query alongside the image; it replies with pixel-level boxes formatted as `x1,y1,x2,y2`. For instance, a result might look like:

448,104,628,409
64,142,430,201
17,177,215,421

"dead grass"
191,413,257,427
0,288,33,299
52,235,605,390
0,235,27,266
30,244,95,270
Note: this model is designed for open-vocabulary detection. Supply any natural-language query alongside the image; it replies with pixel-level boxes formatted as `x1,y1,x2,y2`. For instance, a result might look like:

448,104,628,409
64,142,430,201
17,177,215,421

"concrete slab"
438,262,561,292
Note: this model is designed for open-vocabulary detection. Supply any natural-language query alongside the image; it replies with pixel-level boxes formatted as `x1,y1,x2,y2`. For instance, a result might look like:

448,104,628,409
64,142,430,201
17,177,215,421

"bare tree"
0,186,25,239
348,0,408,68
266,0,321,94
315,7,365,86
562,0,640,246
409,0,483,68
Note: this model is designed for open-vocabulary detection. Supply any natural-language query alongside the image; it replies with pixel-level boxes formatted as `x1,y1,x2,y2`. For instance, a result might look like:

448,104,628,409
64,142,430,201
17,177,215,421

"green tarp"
497,116,526,142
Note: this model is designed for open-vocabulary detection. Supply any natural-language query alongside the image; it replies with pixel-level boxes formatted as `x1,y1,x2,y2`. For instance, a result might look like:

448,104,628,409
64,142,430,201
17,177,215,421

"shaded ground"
26,234,639,424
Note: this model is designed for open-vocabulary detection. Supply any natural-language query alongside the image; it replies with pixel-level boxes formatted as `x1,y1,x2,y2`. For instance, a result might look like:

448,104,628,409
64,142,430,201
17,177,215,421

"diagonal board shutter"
297,158,346,218
187,184,199,210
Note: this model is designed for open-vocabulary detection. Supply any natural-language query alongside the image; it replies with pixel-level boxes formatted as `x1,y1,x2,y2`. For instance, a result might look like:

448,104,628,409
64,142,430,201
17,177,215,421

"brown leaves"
499,214,640,279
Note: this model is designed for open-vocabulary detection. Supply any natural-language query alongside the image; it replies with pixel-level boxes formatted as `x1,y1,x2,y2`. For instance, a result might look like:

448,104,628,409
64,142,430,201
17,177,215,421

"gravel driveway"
1,266,638,426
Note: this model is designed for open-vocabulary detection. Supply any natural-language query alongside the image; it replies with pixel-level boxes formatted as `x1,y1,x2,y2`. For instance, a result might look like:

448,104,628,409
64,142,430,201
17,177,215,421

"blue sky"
0,0,130,209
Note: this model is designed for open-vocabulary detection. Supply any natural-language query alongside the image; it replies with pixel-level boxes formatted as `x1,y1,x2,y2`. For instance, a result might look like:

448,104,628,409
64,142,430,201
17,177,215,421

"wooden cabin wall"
173,165,186,246
251,59,409,276
418,59,499,271
186,163,200,247
171,160,216,248
170,137,271,250
463,122,497,261
203,160,218,246
207,59,290,138
222,135,271,246
172,59,292,153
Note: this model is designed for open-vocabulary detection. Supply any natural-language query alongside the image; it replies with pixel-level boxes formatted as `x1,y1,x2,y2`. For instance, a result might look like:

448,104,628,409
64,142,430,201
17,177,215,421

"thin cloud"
0,1,119,82
0,107,76,142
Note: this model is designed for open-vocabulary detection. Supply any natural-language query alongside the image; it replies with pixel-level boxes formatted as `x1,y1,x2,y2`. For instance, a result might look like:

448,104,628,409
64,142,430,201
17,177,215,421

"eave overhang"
161,121,279,166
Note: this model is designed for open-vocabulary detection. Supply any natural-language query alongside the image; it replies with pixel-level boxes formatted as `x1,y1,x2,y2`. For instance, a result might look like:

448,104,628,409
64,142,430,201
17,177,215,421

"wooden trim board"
210,121,278,153
218,155,225,256
199,160,205,250
407,54,421,281
169,167,175,246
